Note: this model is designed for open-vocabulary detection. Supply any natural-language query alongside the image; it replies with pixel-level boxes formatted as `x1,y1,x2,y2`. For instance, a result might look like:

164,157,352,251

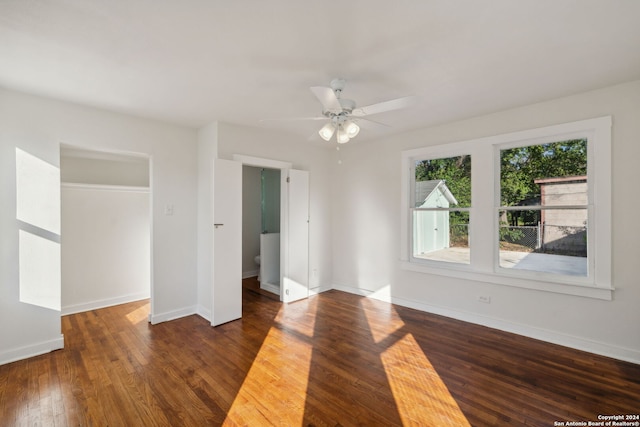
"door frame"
233,154,293,301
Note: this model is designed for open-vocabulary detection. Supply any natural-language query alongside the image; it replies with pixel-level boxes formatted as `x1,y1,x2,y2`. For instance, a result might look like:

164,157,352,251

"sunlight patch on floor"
274,295,317,338
125,304,148,325
361,301,470,426
381,332,471,426
360,297,405,344
224,298,318,425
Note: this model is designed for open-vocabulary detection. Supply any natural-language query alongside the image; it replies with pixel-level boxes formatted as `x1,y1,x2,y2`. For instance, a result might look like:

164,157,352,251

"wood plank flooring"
1,278,638,426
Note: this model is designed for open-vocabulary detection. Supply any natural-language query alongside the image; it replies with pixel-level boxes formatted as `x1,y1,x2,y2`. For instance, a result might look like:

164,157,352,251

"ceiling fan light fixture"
308,79,415,144
344,120,360,138
336,126,350,144
319,122,335,141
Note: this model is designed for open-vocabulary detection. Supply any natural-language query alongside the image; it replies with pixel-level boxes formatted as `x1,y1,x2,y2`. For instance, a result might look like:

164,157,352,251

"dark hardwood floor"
1,278,638,426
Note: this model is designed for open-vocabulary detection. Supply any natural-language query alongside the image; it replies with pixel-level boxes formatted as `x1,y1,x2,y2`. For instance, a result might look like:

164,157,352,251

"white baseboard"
310,284,333,296
150,305,197,325
197,305,212,322
0,334,65,366
332,283,392,302
260,281,280,295
62,292,150,315
333,283,640,365
242,269,258,279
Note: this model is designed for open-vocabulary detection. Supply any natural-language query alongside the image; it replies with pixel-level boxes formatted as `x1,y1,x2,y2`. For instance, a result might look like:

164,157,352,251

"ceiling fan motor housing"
323,98,356,117
329,78,346,92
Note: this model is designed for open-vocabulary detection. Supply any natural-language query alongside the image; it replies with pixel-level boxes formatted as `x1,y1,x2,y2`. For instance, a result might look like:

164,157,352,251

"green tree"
415,141,587,228
415,155,471,207
500,139,587,225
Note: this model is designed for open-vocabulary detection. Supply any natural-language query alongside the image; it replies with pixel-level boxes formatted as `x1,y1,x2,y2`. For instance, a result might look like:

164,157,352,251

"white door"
281,169,309,303
213,159,242,326
434,211,444,250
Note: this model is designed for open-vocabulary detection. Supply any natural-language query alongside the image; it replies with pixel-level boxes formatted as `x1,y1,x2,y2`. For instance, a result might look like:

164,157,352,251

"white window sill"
400,261,613,300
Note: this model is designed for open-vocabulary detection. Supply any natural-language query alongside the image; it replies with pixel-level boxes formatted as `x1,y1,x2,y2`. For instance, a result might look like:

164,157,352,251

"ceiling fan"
309,78,416,144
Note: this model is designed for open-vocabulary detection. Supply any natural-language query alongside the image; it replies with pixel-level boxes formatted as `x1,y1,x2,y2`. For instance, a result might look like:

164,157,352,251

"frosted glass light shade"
319,122,335,141
344,120,360,138
336,126,350,144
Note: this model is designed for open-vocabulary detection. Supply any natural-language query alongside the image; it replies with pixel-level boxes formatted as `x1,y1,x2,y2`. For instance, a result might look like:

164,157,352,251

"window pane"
499,209,587,276
415,155,471,208
500,139,587,207
413,210,469,264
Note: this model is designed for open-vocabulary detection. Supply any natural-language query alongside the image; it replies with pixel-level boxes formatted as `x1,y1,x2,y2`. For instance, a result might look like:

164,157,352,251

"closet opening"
60,145,151,316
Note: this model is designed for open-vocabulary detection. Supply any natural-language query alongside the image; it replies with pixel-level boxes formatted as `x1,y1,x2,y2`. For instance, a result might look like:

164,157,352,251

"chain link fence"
450,224,541,250
499,225,540,250
452,223,587,256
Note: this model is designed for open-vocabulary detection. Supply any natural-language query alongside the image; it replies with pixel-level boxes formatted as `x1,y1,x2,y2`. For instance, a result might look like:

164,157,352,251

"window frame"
400,116,612,300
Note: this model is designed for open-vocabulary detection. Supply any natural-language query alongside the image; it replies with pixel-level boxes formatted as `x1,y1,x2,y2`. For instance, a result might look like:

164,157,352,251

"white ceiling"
2,0,640,143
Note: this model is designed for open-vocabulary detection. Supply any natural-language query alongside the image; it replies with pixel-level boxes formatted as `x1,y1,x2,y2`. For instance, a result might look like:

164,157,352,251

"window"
498,140,588,277
401,117,612,300
411,155,471,265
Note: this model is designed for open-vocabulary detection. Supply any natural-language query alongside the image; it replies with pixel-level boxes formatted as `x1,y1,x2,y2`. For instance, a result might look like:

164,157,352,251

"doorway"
212,155,309,326
242,166,281,297
60,145,152,315
232,154,309,304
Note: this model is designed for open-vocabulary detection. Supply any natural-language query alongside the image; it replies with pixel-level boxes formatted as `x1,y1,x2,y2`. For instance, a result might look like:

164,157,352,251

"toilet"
254,255,261,281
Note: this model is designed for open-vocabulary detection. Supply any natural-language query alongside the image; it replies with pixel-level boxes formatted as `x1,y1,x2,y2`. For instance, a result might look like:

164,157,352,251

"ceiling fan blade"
354,117,391,132
351,96,417,117
310,86,342,113
355,117,390,127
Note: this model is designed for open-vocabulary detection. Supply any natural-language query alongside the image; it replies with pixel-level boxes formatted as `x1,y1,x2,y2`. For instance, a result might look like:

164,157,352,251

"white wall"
1,112,63,364
61,185,150,314
61,156,149,187
242,166,261,277
0,88,198,364
217,122,333,293
331,80,640,363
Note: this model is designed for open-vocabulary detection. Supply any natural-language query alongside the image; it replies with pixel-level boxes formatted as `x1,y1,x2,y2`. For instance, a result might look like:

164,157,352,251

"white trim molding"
61,292,150,316
61,182,150,193
0,335,65,366
309,284,333,296
150,306,198,325
232,154,293,170
197,305,212,322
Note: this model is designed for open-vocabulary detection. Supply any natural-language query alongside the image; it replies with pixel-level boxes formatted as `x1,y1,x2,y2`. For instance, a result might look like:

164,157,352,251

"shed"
534,175,587,255
414,180,458,255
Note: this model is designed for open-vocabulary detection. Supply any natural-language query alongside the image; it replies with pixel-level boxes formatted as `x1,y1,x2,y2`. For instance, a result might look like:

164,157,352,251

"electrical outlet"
478,295,491,304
